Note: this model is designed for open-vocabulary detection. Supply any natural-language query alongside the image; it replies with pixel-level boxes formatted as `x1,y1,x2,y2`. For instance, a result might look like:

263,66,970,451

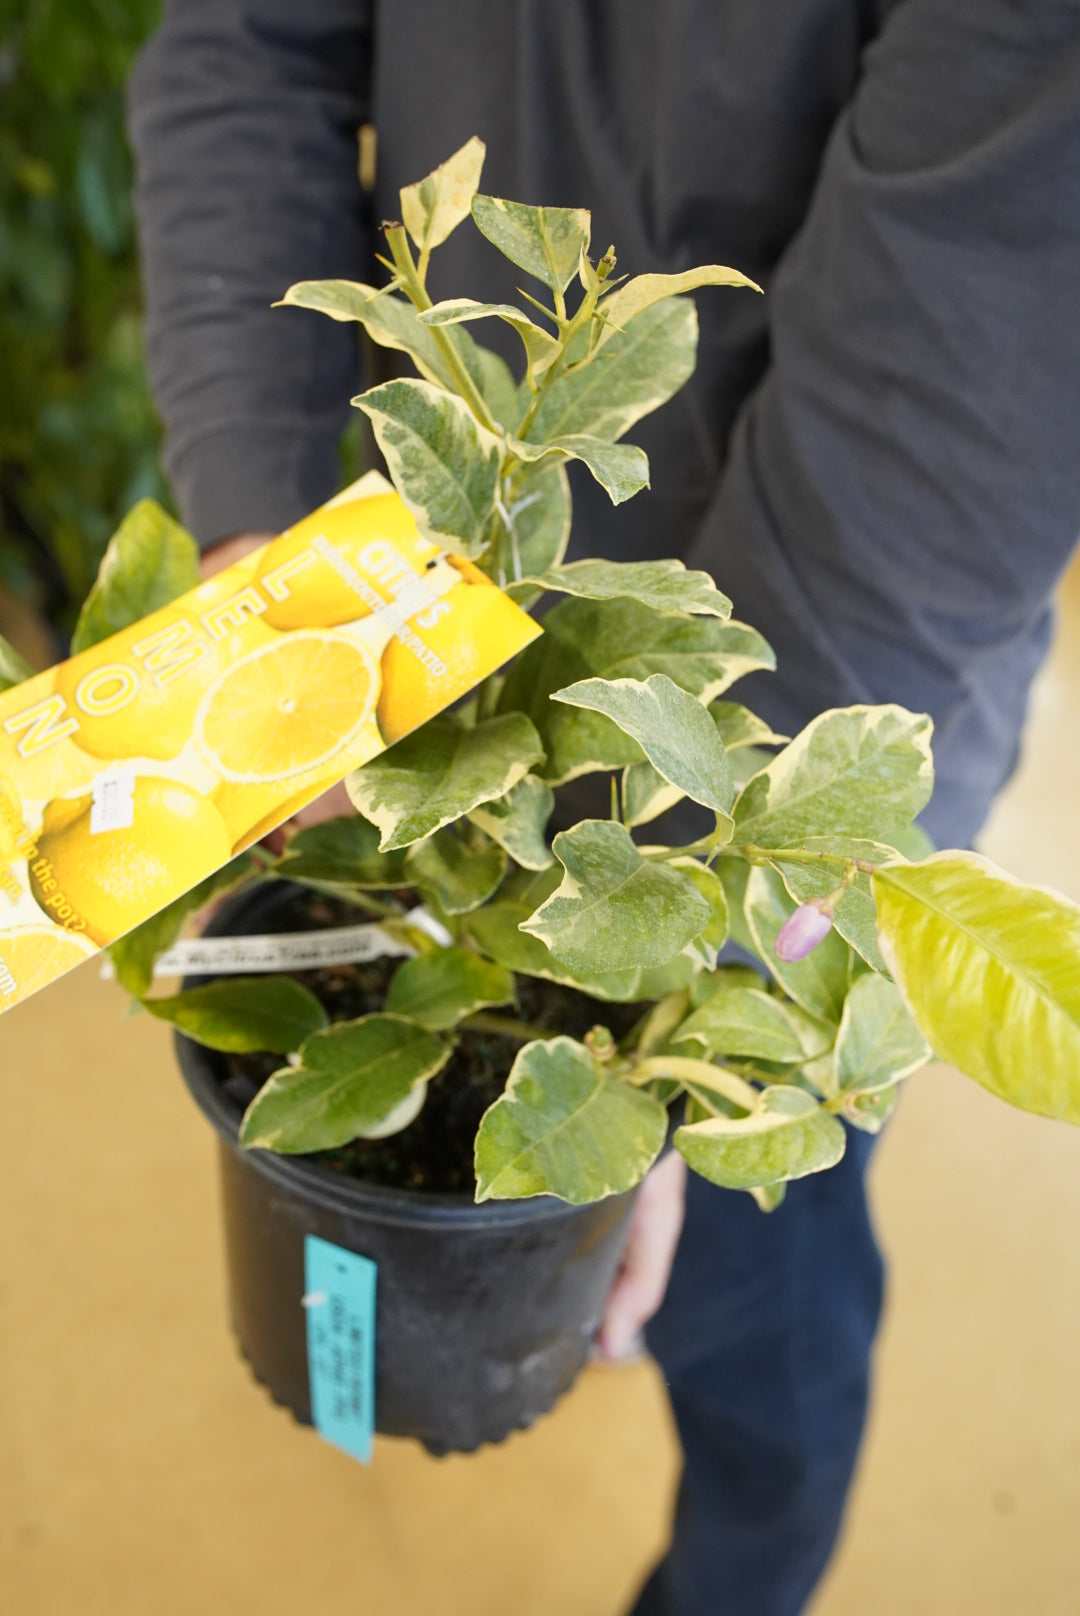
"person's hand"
198,530,272,581
598,1148,686,1360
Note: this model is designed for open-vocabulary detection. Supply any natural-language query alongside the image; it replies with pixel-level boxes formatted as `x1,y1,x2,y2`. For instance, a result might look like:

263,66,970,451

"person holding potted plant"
123,8,1080,1615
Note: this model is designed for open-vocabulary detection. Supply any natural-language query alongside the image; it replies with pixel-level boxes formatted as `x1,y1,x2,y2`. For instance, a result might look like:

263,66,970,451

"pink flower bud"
774,900,833,963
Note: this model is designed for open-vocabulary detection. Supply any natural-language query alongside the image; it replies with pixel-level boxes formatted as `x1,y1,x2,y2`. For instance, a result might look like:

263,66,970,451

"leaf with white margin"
420,297,560,374
348,713,543,850
732,705,934,850
404,827,507,913
468,774,554,870
400,136,486,253
529,298,697,444
553,673,734,817
498,597,774,785
710,702,789,751
744,864,850,1022
597,264,762,346
474,1036,667,1202
675,1085,846,1190
463,867,697,1003
239,1015,451,1153
872,852,1080,1123
521,820,711,974
385,947,515,1031
352,377,502,555
273,815,409,890
509,435,650,505
471,196,591,295
622,762,685,829
834,971,931,1095
674,985,808,1063
507,557,732,618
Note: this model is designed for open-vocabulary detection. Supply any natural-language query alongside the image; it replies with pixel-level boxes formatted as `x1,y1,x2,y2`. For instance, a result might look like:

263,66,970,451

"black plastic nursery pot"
175,884,640,1456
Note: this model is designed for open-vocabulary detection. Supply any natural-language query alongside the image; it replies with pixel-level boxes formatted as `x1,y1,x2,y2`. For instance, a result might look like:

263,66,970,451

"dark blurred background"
0,0,166,643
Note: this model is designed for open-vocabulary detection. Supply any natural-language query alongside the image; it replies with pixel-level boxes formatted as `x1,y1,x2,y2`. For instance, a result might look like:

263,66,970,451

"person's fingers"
198,531,274,580
599,1149,687,1361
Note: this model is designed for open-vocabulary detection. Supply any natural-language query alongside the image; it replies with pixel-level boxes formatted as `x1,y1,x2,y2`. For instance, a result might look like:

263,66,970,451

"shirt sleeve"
688,0,1080,847
127,0,373,549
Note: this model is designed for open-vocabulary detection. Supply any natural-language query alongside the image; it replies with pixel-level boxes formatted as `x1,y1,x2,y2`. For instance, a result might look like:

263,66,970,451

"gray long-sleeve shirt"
127,0,1080,849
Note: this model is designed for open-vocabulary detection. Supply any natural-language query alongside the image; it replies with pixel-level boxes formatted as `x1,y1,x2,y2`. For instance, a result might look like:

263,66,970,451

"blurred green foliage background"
0,0,165,636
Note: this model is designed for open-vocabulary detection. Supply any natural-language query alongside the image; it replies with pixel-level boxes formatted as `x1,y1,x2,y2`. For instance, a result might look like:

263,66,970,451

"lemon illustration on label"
194,629,381,785
377,579,492,745
255,494,438,630
0,925,97,1009
56,616,281,764
29,777,231,945
213,718,383,853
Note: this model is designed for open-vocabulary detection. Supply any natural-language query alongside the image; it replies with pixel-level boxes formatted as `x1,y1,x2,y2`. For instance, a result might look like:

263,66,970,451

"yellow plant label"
0,474,541,1014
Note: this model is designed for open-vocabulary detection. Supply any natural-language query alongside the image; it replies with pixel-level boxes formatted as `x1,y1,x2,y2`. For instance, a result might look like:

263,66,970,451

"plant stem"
383,224,498,432
630,1056,758,1111
515,278,601,441
739,843,881,876
459,1011,554,1043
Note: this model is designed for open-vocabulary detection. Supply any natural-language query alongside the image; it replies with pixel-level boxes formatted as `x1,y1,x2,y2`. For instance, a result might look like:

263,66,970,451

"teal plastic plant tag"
304,1235,377,1463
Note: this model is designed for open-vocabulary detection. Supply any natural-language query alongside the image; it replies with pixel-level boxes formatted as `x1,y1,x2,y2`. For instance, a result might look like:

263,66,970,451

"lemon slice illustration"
194,629,381,785
0,924,97,1008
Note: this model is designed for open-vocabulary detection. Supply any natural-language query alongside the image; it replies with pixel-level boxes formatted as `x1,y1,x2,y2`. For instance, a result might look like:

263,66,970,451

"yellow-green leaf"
872,852,1080,1123
400,136,486,252
72,500,200,653
675,1085,845,1191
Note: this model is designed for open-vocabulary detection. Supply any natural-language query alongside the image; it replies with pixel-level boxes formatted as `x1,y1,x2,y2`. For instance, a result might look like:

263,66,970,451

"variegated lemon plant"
8,139,1077,1210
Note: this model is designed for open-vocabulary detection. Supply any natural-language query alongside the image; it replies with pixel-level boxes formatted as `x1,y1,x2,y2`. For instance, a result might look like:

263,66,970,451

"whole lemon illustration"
255,494,437,630
376,580,491,744
29,777,231,945
55,616,279,764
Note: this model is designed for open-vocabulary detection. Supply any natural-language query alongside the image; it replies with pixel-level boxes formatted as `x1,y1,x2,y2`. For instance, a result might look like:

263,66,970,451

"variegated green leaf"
352,377,502,554
622,762,684,828
597,264,761,345
732,705,934,850
404,826,507,913
529,298,697,443
474,1036,666,1202
239,1014,451,1153
400,136,486,252
467,774,554,870
273,816,409,890
471,195,591,294
553,673,734,817
675,985,808,1063
521,820,711,974
385,947,514,1031
834,971,931,1095
508,556,732,618
420,298,560,374
676,1085,845,1190
348,713,544,850
710,702,788,751
498,598,774,785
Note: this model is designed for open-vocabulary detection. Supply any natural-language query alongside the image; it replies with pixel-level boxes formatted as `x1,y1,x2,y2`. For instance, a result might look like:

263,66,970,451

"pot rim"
174,879,610,1231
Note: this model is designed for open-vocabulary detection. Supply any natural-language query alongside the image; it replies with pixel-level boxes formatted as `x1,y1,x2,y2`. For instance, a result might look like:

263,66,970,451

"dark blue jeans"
629,1128,882,1616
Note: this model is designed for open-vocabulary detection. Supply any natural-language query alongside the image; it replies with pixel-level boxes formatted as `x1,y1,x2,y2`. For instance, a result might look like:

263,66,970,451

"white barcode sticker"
89,769,136,834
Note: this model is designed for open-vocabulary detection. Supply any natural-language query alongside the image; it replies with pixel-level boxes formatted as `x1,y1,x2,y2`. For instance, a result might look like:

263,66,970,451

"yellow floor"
2,560,1079,1615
